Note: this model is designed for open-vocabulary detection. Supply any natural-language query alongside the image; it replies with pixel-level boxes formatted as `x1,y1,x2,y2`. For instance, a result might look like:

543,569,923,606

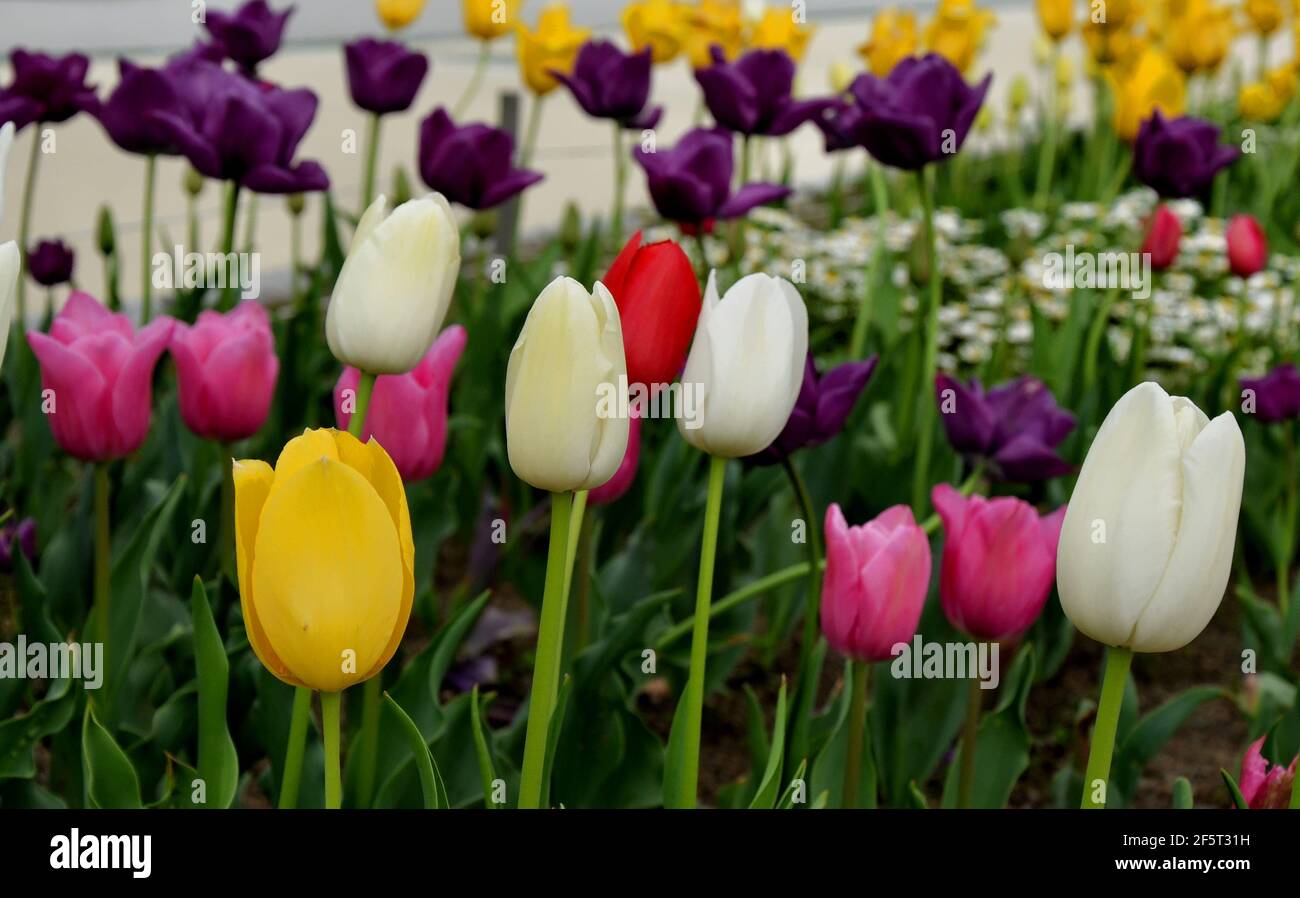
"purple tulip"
0,518,37,572
204,0,294,76
417,108,543,210
935,374,1075,482
0,49,98,131
95,59,186,156
345,38,429,115
552,40,662,130
695,47,832,138
815,97,860,153
836,54,990,170
632,127,789,229
1241,365,1300,424
748,354,877,464
27,239,74,287
1133,110,1239,199
152,60,328,194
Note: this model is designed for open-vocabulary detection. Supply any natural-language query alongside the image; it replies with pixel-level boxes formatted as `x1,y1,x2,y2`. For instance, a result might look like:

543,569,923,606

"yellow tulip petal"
252,457,404,692
273,428,340,489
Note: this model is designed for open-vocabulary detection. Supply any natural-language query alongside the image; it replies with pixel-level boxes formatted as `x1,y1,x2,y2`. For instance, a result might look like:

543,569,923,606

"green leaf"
82,704,142,809
469,686,499,808
1112,685,1225,803
1171,776,1194,809
0,676,76,780
190,577,238,808
907,780,930,809
539,675,573,809
662,677,692,808
427,590,490,708
776,758,808,809
1221,768,1249,809
383,692,448,809
748,678,789,809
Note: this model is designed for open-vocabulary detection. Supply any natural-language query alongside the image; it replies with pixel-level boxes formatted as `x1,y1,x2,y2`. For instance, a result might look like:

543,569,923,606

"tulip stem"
1291,757,1300,808
669,454,727,809
453,42,491,118
910,167,941,516
320,690,342,809
16,123,42,323
219,443,235,584
842,660,870,808
93,464,111,678
656,558,823,649
782,454,823,775
610,123,627,250
1032,46,1060,213
278,685,312,809
519,490,575,809
139,154,157,321
346,369,379,806
347,371,377,438
520,94,545,170
957,676,982,808
1081,645,1133,809
361,113,382,211
1081,286,1119,392
216,181,240,311
849,161,890,360
561,491,588,615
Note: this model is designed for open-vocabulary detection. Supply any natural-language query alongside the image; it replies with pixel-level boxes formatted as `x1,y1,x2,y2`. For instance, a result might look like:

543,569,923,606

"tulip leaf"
469,686,499,808
82,703,142,809
1171,776,1194,809
748,678,788,809
383,692,448,809
776,758,808,809
538,675,573,810
190,577,239,809
907,781,930,809
809,666,878,808
0,675,76,780
662,677,693,808
1112,685,1226,804
1221,768,1249,809
427,589,490,708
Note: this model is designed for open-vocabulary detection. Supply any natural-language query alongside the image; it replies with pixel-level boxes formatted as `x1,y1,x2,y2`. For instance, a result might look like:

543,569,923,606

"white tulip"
0,242,17,365
0,122,13,229
677,271,808,458
1056,382,1245,653
326,192,460,375
505,276,629,492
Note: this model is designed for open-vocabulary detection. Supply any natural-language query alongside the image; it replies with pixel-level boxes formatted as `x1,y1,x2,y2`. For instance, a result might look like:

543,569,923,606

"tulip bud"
390,166,413,207
233,428,414,692
505,276,629,492
96,205,116,256
1057,382,1245,653
559,201,583,251
1140,204,1182,271
821,503,931,661
1239,736,1297,809
1008,75,1030,116
1226,213,1268,278
326,193,460,375
170,302,279,443
286,192,305,217
678,271,808,458
183,167,205,198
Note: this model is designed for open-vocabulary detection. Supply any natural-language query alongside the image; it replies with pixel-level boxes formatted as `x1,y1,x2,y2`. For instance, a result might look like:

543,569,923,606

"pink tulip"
1226,213,1267,279
1140,204,1181,271
1239,736,1297,809
334,325,466,482
26,292,173,462
169,301,279,442
820,503,931,662
931,483,1065,641
588,412,641,505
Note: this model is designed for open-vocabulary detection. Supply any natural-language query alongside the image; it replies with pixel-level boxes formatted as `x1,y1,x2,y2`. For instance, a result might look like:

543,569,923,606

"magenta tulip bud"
932,484,1065,641
1239,736,1297,809
334,325,466,483
170,301,279,442
1226,214,1267,279
588,412,641,506
821,503,931,662
26,292,174,462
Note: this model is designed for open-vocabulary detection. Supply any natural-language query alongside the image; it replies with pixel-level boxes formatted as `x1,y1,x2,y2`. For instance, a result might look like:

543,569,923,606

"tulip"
335,325,466,483
1035,0,1071,41
677,271,809,458
1239,81,1285,122
1112,50,1187,143
749,354,876,464
932,485,1065,641
26,239,73,287
1240,364,1300,423
26,292,174,461
234,428,414,808
934,374,1074,481
749,6,814,62
587,412,640,505
1131,110,1238,198
0,241,16,366
1239,736,1297,809
857,9,918,77
345,39,429,115
326,193,460,376
683,0,743,70
516,4,591,97
925,0,995,74
633,127,789,230
0,518,37,572
1244,0,1284,35
622,0,688,64
1140,204,1182,271
170,301,279,443
505,276,629,492
203,0,294,76
1168,1,1234,75
377,0,425,31
1226,214,1268,279
602,231,702,389
0,50,98,131
552,40,661,129
417,108,543,210
94,60,187,157
463,0,518,40
695,47,833,138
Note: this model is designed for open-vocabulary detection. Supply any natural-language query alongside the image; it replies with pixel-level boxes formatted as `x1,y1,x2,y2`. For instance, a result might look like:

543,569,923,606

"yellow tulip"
1239,81,1285,120
748,6,814,61
1244,0,1284,35
463,0,520,41
1036,0,1073,41
925,0,996,74
1112,47,1186,141
857,9,918,77
1267,63,1296,101
624,0,689,64
1082,19,1145,66
375,0,424,31
683,0,744,68
1168,0,1234,74
1056,53,1074,90
516,4,592,96
234,429,414,694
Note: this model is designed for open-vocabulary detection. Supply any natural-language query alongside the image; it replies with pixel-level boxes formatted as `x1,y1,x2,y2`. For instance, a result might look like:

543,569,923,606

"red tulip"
1226,214,1267,278
1140,204,1181,271
602,231,701,389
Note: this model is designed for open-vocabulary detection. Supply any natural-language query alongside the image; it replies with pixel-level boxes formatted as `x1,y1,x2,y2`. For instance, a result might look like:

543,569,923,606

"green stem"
346,371,377,438
1080,645,1133,809
356,676,381,808
730,135,752,269
850,161,890,359
320,690,342,809
1032,46,1060,212
16,124,42,323
520,93,546,169
1081,287,1119,391
910,166,941,515
610,123,627,250
289,206,302,306
842,660,870,808
657,560,819,649
1280,422,1296,617
572,506,594,654
140,154,157,321
668,454,726,809
361,113,382,211
278,685,312,809
216,182,240,311
693,233,711,283
562,491,588,605
453,42,491,118
518,490,575,808
783,454,823,772
219,442,234,583
1291,756,1300,808
957,676,982,808
93,465,111,654
241,195,258,255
